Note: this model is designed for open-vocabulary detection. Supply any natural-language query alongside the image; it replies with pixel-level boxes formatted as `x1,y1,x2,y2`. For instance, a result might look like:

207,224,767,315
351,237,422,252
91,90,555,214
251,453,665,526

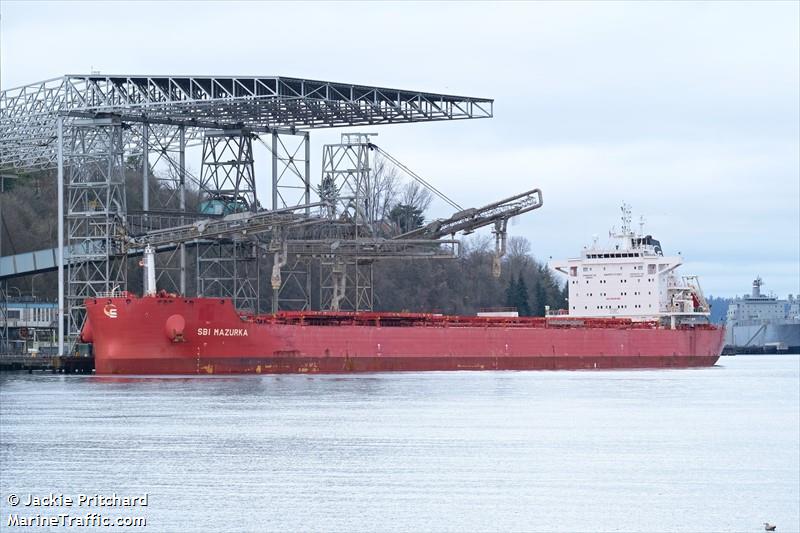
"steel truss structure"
317,133,378,310
196,131,259,311
1,75,492,170
138,123,189,295
0,74,494,354
65,117,127,340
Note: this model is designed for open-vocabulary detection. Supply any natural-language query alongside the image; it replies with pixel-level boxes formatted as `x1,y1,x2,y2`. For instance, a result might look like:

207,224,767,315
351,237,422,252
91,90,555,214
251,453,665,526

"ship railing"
94,289,131,299
479,306,518,313
257,311,661,330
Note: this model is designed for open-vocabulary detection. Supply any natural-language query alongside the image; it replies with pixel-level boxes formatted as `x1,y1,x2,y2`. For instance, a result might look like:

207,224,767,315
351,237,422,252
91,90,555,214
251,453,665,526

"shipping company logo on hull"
197,327,249,337
103,304,118,319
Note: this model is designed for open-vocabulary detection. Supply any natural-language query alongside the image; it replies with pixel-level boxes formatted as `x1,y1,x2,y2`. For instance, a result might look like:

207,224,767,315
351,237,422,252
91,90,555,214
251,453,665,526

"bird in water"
764,522,776,531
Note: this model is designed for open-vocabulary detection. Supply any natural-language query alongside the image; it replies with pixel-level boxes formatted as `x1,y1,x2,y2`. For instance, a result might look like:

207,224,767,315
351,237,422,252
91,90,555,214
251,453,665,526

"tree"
389,203,425,234
365,154,400,227
505,276,518,310
532,278,547,316
516,274,532,316
400,181,433,214
504,274,531,316
385,181,434,235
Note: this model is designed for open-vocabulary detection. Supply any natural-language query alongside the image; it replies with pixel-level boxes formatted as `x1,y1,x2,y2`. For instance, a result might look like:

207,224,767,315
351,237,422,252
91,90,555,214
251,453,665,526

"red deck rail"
241,310,670,330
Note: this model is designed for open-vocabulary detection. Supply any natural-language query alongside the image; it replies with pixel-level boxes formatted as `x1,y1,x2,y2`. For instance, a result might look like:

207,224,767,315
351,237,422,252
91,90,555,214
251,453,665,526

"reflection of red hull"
83,295,725,375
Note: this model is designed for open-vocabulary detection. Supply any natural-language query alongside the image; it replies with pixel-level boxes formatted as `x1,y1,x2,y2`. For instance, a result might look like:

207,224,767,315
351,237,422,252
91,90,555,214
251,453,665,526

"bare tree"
366,154,400,225
507,236,532,258
400,181,433,214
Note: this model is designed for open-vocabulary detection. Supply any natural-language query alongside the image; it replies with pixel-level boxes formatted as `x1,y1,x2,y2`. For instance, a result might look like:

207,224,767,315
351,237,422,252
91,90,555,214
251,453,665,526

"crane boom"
130,201,329,247
394,188,543,240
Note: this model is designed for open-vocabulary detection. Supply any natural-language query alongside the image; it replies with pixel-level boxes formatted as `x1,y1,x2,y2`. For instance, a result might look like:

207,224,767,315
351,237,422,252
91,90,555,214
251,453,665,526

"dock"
0,354,94,373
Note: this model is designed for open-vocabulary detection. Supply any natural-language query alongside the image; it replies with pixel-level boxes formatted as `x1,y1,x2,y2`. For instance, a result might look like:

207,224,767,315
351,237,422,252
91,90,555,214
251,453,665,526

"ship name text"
196,327,249,337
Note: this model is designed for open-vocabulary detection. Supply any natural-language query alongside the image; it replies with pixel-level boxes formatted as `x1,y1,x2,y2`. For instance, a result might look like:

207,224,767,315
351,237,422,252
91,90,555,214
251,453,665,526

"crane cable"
254,134,463,212
368,144,462,212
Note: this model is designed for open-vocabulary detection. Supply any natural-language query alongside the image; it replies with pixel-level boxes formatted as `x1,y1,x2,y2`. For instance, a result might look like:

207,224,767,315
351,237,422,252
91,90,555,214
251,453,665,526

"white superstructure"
550,205,710,327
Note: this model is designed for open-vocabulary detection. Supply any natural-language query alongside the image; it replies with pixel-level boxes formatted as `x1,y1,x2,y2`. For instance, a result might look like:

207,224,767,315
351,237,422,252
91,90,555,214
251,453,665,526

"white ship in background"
724,278,800,353
550,205,710,328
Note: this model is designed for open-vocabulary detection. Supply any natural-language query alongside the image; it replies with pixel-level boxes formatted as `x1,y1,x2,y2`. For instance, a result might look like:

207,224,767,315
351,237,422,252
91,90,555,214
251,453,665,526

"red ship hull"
82,295,725,375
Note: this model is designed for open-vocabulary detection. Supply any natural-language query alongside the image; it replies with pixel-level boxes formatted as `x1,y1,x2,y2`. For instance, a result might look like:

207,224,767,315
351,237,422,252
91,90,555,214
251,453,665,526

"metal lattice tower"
271,131,311,212
319,133,375,232
65,116,127,340
196,131,259,311
320,257,374,312
197,239,259,311
137,124,189,295
269,131,313,311
317,134,376,311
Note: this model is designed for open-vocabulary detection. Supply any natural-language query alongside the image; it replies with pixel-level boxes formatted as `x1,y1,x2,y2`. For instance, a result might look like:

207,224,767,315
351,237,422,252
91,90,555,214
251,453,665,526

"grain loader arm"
392,188,543,277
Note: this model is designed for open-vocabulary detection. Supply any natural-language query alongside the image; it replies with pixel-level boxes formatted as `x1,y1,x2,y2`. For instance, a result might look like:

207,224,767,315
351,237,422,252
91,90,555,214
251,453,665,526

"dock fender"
165,314,187,343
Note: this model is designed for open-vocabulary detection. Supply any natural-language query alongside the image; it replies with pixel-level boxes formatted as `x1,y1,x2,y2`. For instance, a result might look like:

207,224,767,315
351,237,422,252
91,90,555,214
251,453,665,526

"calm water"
1,355,798,533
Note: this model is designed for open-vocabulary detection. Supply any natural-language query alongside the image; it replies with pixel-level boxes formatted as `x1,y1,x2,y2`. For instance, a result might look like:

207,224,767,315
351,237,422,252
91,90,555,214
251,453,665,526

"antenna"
639,215,645,237
620,203,632,235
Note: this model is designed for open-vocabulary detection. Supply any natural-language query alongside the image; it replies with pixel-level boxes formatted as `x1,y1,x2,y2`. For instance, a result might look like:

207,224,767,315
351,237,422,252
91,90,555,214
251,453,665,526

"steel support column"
196,130,258,312
276,257,312,311
65,116,127,343
142,123,149,215
317,134,375,310
178,126,186,295
0,187,6,353
320,258,373,312
270,130,312,311
131,124,192,296
57,116,64,355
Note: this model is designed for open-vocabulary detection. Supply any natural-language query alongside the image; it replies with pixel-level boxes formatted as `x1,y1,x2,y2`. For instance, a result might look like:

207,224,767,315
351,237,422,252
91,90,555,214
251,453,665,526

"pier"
0,354,94,373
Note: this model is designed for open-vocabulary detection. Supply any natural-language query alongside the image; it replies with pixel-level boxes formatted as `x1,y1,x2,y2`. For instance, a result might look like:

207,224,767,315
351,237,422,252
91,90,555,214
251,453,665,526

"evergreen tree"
505,276,518,310
532,278,547,316
506,275,517,309
516,274,532,316
389,203,425,234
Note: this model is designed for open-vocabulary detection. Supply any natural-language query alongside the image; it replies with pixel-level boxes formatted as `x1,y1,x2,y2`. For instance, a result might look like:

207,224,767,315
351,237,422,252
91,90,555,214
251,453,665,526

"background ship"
723,278,800,354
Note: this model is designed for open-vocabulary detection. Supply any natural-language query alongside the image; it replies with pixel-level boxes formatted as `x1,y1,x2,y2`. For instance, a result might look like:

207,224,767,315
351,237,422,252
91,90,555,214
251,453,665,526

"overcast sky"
1,1,798,297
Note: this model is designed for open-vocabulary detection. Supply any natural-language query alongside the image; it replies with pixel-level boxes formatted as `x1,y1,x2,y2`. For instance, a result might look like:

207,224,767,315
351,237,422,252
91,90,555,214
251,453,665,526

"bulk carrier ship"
82,208,724,374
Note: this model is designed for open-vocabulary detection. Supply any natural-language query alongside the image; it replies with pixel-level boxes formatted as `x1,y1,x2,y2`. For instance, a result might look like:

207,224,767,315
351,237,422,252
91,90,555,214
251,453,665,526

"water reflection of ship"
723,278,800,354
